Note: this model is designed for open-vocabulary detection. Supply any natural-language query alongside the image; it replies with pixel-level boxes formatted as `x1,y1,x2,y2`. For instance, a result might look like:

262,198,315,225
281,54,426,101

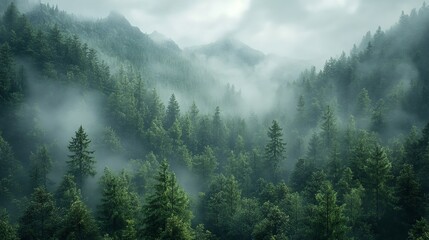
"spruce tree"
18,187,59,240
264,120,286,181
67,126,96,189
140,160,192,240
0,210,18,240
364,144,392,220
165,94,180,130
98,168,138,239
321,105,337,152
30,145,53,188
310,182,348,240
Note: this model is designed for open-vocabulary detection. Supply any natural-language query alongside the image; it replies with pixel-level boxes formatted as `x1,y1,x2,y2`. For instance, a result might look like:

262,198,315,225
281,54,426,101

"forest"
1,1,429,240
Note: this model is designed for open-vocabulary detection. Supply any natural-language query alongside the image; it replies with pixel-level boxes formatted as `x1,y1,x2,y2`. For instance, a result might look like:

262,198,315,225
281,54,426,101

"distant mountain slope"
25,5,216,93
187,38,265,67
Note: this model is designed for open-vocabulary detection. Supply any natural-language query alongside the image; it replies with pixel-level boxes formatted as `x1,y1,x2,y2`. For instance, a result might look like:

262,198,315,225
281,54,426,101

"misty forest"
1,1,429,240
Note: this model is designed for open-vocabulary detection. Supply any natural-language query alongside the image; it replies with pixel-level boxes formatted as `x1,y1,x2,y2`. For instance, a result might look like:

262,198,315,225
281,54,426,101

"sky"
40,0,424,67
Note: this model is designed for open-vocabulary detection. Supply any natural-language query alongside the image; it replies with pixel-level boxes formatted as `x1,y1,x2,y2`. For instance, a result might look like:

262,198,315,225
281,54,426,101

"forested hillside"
1,2,429,240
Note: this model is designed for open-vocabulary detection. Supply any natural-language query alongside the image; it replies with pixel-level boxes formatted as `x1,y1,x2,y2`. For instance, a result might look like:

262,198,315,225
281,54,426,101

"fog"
40,0,424,67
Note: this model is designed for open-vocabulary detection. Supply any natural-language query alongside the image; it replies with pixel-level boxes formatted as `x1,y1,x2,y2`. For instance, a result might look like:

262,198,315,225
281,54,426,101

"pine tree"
0,210,18,240
310,182,348,240
364,144,392,220
264,120,286,181
408,218,429,240
30,145,53,188
0,43,14,101
58,197,100,240
140,161,192,240
192,146,218,186
55,174,80,210
18,187,59,240
165,94,180,130
396,164,425,226
0,132,19,204
212,106,225,147
205,174,241,238
67,126,96,188
98,168,139,239
252,202,289,240
321,105,337,151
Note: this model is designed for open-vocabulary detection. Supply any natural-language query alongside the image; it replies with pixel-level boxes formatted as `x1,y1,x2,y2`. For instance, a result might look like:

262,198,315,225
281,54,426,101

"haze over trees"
1,2,429,240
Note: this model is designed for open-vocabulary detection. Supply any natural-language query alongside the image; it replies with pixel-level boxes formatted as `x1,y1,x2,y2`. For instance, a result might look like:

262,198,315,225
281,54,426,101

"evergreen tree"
212,106,225,147
0,43,15,101
98,168,138,239
140,161,192,240
310,182,348,240
0,132,19,204
321,105,337,152
264,120,286,181
165,94,180,130
57,197,100,240
67,125,96,188
408,218,429,240
192,146,218,186
356,88,372,117
55,174,80,211
252,202,289,240
364,144,392,220
0,209,18,240
30,145,53,188
203,174,242,238
18,187,59,240
396,164,425,227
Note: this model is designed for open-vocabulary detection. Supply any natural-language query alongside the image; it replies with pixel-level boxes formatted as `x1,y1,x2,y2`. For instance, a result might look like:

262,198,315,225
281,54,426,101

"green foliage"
98,168,139,239
363,144,392,220
140,160,193,240
0,132,20,204
0,209,18,240
204,174,241,238
18,187,59,240
67,126,96,188
30,145,52,188
310,182,348,240
252,201,289,240
58,197,100,240
165,94,180,130
408,218,429,240
192,146,218,186
264,120,286,181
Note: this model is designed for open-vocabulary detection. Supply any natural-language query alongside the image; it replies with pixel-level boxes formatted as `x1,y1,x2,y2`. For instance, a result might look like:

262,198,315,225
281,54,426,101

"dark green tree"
18,187,59,240
30,145,53,188
57,197,100,240
0,132,19,204
252,201,289,240
0,43,15,102
192,146,218,186
364,144,392,220
0,209,18,240
212,106,226,147
140,161,192,240
321,105,337,152
165,94,180,130
396,164,425,227
98,168,139,239
310,182,348,240
408,218,429,240
204,174,241,238
67,125,96,188
264,120,286,181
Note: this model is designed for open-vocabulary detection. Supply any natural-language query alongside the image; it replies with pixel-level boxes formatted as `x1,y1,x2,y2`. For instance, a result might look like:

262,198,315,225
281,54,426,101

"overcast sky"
41,0,424,66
